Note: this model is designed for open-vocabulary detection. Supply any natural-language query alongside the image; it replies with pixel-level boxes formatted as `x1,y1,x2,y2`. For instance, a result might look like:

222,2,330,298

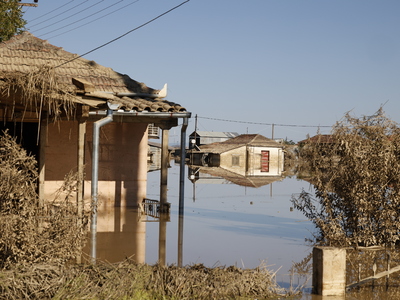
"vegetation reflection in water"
292,108,400,297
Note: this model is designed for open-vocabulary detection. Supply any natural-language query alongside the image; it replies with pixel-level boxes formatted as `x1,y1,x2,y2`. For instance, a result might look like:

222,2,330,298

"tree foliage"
0,0,27,42
293,108,400,247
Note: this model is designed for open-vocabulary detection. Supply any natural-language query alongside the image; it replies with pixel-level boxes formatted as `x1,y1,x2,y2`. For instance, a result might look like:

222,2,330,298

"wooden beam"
18,3,38,7
72,78,95,93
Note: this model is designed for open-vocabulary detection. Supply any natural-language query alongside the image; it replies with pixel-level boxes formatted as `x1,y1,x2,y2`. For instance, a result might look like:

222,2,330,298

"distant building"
189,131,239,150
189,134,284,177
298,134,335,146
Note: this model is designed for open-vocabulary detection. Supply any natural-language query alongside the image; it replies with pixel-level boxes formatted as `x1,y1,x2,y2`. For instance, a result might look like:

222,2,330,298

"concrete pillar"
160,128,169,206
313,246,346,296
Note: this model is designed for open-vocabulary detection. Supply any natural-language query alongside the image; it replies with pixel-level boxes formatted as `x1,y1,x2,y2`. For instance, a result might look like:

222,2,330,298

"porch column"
77,105,89,222
178,117,188,267
160,128,170,206
38,119,48,207
158,127,169,265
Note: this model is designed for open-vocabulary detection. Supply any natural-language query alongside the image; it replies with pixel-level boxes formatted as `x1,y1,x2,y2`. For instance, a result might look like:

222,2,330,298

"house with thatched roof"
189,134,284,177
0,32,191,209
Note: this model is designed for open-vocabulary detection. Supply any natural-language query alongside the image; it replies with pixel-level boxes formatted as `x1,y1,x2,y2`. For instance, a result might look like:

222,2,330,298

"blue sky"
22,0,400,142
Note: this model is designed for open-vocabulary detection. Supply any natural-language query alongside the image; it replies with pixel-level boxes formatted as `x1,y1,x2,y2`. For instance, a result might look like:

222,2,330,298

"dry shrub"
0,131,86,269
0,260,283,300
293,108,400,247
147,262,281,299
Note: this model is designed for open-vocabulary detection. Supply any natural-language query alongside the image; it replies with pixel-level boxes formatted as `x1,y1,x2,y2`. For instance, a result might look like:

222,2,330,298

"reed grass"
0,259,285,300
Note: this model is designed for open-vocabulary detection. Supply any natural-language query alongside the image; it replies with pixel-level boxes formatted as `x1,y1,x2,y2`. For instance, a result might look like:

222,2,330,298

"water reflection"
85,162,313,269
85,162,400,298
84,159,323,295
84,207,147,263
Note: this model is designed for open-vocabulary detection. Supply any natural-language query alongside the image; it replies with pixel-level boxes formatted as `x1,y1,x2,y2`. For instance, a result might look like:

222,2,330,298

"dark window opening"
232,155,240,166
0,122,39,162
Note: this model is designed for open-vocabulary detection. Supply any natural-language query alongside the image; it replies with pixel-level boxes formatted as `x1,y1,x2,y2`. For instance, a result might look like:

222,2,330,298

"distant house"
298,134,335,146
189,131,239,150
190,134,284,177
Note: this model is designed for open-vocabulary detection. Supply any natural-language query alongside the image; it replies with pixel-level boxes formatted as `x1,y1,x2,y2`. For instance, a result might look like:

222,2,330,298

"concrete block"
313,246,346,296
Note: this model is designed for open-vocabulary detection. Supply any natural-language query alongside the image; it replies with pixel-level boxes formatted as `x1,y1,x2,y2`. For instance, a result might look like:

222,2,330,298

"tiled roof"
0,32,186,113
198,134,283,153
298,134,334,145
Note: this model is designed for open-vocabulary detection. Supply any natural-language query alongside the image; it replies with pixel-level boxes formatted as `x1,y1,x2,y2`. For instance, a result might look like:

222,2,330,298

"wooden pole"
160,128,169,205
77,106,89,222
38,119,47,207
158,128,169,265
18,3,38,7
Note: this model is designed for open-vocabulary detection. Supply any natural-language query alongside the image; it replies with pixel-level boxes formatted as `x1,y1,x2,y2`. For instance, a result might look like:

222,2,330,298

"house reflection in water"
83,201,170,264
83,207,146,263
188,166,285,188
188,134,285,187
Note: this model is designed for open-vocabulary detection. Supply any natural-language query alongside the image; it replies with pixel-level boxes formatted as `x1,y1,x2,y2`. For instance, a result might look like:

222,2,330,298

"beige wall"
219,146,247,176
219,146,284,176
45,120,148,207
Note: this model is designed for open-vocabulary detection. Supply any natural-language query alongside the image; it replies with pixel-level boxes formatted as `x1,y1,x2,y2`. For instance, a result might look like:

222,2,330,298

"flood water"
146,163,314,279
85,161,316,293
84,160,400,299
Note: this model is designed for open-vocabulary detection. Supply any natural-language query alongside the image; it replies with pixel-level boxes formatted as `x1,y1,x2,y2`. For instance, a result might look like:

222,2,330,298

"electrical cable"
33,0,105,32
29,0,91,28
27,0,75,23
40,0,135,39
55,0,190,68
197,116,332,128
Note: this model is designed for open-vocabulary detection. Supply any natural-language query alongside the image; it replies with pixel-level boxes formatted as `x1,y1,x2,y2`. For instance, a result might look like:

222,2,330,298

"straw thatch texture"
0,32,186,118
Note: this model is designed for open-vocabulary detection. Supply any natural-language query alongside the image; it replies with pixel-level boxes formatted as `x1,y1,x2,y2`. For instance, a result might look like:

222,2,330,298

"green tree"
0,0,27,42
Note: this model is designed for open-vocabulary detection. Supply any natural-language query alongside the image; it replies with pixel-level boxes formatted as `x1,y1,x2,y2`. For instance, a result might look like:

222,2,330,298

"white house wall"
219,146,284,177
247,146,284,176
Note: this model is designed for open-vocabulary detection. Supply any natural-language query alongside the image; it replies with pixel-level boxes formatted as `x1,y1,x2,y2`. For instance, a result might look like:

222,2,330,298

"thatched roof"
198,134,283,153
0,32,186,115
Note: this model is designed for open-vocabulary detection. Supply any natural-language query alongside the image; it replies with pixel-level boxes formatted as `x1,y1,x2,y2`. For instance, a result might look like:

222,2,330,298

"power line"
40,0,131,38
29,0,91,28
55,0,190,68
197,116,332,128
27,0,75,23
33,0,105,32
